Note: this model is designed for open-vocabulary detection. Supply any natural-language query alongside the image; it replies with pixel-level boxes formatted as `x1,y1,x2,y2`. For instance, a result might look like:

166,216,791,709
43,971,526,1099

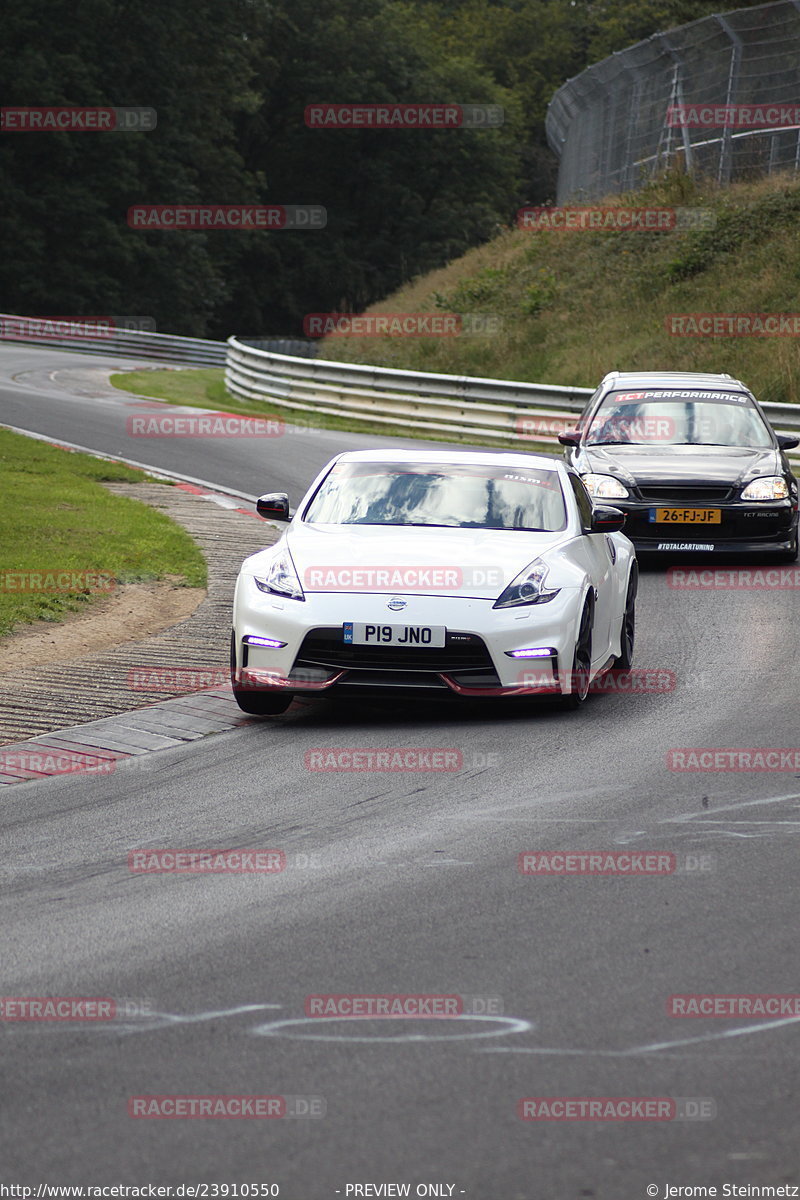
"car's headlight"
740,476,789,501
252,549,305,601
493,560,561,610
582,473,630,500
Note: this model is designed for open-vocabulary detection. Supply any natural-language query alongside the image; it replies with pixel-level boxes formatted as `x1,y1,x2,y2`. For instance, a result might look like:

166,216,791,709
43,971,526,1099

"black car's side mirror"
590,505,626,533
558,429,582,447
777,434,800,451
256,492,291,521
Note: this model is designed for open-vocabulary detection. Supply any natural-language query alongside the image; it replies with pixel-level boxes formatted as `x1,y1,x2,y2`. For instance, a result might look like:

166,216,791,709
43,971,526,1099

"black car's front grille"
637,485,733,503
294,628,494,673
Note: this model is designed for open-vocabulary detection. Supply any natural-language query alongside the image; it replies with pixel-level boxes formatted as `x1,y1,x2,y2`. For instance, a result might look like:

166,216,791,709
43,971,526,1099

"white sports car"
231,449,637,714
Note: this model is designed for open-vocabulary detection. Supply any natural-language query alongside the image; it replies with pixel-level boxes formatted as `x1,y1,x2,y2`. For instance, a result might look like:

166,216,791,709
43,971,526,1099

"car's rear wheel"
557,595,593,711
612,563,638,670
230,632,293,715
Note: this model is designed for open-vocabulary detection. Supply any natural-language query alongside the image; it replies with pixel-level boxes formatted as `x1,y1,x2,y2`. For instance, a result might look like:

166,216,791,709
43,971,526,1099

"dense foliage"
0,0,768,336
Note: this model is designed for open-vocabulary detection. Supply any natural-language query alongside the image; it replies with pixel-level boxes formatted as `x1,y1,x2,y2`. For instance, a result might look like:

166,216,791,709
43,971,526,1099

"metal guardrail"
0,316,319,367
1,313,799,454
225,337,800,457
225,335,593,443
0,314,227,366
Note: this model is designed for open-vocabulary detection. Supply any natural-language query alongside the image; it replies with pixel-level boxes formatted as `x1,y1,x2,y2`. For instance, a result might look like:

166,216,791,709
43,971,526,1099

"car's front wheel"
230,632,293,715
557,595,593,711
612,563,638,670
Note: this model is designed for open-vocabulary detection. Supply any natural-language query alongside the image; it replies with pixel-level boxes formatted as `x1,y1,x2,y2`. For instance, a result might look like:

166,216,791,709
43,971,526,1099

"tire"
557,595,593,711
612,562,638,671
232,687,293,716
230,631,293,715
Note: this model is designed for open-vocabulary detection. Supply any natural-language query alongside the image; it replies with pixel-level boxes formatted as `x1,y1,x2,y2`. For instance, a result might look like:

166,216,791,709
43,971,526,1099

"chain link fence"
546,0,800,202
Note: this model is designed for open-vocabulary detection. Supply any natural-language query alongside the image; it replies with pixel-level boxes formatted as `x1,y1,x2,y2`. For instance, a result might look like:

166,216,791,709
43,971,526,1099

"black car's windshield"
304,461,567,532
584,389,773,449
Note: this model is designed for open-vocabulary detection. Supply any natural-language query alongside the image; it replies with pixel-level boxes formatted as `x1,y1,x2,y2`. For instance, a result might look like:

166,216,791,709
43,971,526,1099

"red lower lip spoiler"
237,669,345,691
238,669,565,698
439,674,561,697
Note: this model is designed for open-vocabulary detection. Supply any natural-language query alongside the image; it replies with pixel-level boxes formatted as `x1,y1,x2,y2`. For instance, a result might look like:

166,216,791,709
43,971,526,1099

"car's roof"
334,447,565,470
599,370,749,392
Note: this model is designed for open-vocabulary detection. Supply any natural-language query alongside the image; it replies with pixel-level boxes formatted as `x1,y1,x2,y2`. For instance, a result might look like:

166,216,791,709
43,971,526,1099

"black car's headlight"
582,473,630,500
252,549,305,601
493,560,560,610
740,476,790,501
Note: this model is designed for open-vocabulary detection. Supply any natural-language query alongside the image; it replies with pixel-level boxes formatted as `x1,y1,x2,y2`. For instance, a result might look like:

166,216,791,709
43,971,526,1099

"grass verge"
315,172,800,405
0,428,207,638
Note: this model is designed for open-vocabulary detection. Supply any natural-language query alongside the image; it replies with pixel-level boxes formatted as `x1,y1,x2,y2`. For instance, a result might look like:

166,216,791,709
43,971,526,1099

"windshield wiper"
586,439,639,446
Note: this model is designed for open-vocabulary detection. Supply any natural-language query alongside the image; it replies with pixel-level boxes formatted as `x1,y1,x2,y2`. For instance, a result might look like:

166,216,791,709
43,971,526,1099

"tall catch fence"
546,0,800,202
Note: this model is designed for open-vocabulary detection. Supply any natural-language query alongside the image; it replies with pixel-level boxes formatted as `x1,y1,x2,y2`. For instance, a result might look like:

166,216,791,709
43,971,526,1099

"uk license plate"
343,622,446,648
649,507,722,524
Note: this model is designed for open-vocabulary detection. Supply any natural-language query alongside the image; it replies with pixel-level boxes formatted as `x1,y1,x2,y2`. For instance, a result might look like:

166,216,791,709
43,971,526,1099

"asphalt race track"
1,345,798,1197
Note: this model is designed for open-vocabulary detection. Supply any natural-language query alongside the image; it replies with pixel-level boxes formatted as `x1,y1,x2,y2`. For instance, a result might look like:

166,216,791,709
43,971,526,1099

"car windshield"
584,389,773,449
303,461,567,532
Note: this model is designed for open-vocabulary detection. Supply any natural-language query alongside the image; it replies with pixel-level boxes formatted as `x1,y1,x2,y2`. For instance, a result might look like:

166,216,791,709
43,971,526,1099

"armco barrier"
0,314,226,366
1,314,798,453
225,335,592,442
224,336,800,454
0,318,315,367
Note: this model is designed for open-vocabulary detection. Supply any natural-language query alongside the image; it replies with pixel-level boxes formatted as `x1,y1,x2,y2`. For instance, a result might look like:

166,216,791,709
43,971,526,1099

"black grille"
294,628,495,673
637,485,732,502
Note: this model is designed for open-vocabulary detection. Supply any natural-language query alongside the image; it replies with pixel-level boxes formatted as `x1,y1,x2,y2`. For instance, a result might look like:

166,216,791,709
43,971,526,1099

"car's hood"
580,444,780,488
243,523,568,599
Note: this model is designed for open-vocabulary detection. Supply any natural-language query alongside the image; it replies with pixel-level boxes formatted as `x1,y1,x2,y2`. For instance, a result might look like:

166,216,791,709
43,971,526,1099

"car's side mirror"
256,492,291,521
590,505,626,533
777,434,799,451
557,429,582,447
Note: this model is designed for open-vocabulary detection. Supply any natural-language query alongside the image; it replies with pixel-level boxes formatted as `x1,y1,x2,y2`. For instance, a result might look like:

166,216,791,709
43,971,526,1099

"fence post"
657,37,693,175
715,15,743,184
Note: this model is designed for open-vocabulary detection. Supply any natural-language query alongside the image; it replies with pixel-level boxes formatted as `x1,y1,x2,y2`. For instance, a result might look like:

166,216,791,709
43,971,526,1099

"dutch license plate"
343,622,446,648
649,507,722,524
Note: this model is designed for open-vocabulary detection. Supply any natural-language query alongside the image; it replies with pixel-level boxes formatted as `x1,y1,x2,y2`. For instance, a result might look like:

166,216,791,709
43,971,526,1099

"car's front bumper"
232,578,587,698
608,499,797,555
